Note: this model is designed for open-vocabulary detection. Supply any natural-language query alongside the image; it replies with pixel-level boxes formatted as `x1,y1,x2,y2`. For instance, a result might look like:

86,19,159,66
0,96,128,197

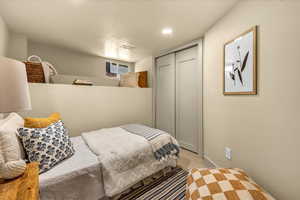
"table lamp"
0,57,32,117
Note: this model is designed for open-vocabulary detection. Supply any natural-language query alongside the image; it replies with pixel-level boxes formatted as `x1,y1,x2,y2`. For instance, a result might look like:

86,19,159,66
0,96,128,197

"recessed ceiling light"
162,28,173,35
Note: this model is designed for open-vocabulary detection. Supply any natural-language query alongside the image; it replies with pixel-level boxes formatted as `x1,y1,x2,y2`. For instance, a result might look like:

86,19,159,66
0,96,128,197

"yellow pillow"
24,113,61,128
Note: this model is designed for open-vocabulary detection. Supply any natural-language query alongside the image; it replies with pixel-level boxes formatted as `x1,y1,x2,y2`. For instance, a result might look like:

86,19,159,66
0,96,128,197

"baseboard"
179,140,197,153
203,155,219,168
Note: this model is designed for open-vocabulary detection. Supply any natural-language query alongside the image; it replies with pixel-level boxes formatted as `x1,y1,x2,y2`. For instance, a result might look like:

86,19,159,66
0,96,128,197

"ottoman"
186,168,275,200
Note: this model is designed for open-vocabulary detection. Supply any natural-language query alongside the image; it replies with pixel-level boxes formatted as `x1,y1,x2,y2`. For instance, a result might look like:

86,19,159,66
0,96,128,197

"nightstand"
0,162,39,200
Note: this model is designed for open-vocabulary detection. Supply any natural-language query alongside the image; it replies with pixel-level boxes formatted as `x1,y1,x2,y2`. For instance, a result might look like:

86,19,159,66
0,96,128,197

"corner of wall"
135,56,154,88
7,32,28,61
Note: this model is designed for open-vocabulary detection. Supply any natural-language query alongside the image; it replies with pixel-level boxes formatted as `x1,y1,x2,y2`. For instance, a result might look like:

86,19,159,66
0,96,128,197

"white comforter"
82,127,177,197
40,137,105,200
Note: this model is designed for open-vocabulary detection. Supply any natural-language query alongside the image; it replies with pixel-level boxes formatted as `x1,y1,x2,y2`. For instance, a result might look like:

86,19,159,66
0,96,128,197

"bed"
39,124,179,200
40,136,105,200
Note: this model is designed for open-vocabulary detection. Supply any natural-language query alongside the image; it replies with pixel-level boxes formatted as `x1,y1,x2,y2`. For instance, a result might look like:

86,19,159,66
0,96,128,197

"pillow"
24,113,61,128
120,72,140,88
0,113,27,179
18,120,75,173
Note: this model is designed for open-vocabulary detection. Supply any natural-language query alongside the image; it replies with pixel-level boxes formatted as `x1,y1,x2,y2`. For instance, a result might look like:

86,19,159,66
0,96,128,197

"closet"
156,44,201,153
156,53,176,138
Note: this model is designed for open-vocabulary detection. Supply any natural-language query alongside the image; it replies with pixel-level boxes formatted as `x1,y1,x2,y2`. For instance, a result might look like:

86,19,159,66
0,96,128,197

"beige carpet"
177,149,208,170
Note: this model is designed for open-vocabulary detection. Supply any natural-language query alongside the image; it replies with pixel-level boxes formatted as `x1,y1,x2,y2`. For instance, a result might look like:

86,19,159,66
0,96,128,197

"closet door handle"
178,58,195,64
159,64,171,68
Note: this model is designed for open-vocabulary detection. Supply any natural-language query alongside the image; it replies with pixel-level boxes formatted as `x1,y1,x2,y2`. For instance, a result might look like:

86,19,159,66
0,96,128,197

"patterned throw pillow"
17,120,75,173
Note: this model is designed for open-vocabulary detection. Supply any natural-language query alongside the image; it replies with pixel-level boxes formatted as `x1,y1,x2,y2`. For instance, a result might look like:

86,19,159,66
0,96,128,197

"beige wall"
21,83,152,137
27,41,134,84
0,16,9,56
203,0,300,199
7,32,28,61
51,74,119,87
135,56,154,87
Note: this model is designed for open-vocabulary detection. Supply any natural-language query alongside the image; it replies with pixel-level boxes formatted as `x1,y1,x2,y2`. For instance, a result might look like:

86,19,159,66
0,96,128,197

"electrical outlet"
225,147,232,160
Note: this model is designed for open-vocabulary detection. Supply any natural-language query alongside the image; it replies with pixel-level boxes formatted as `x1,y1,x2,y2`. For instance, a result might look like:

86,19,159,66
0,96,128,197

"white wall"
51,74,119,87
3,33,131,86
203,0,300,199
21,84,153,137
27,41,134,85
7,32,28,61
135,56,154,87
0,16,9,56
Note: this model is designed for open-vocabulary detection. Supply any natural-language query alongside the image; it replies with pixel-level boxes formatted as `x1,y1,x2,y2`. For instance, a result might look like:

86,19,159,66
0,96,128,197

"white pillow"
0,113,27,179
120,72,140,88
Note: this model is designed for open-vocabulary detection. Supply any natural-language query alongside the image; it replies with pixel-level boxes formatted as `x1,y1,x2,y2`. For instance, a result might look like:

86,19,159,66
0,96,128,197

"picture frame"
223,26,257,95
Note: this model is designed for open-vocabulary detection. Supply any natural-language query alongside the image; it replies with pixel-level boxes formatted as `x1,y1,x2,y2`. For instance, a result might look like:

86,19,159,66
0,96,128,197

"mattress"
39,136,105,200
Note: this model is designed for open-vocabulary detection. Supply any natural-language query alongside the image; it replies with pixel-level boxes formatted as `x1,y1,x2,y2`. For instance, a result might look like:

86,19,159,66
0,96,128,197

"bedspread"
121,124,180,161
82,127,177,197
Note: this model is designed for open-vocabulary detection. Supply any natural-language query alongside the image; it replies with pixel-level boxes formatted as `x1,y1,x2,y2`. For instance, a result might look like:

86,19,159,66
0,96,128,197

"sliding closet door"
176,46,199,152
156,54,175,137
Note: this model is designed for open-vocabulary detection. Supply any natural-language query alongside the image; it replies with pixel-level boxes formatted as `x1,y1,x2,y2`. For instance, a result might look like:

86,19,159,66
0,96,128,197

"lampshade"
0,57,32,113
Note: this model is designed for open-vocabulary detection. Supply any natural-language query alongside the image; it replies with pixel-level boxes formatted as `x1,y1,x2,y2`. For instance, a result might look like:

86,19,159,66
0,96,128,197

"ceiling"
0,0,239,62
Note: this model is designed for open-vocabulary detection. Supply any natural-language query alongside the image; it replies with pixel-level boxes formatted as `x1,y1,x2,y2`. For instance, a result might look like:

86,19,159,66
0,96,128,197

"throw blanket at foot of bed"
121,124,180,162
81,126,178,197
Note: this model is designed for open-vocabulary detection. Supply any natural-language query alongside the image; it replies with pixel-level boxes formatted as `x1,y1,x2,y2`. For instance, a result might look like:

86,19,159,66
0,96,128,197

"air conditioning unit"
106,61,129,78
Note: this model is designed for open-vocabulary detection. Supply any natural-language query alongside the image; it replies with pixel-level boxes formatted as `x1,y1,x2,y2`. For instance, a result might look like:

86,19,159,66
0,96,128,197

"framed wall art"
223,26,257,95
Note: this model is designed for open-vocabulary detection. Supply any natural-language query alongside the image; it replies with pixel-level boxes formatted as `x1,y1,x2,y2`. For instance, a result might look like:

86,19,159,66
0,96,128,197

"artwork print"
224,27,257,95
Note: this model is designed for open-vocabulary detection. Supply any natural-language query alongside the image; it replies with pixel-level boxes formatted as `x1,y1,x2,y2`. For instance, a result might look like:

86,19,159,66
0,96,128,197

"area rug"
118,167,188,200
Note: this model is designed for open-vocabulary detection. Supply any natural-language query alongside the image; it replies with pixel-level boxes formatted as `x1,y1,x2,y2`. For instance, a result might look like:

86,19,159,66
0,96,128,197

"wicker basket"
24,61,45,83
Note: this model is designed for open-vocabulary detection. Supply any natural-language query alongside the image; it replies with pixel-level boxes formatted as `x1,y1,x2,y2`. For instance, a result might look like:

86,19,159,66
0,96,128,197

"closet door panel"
176,46,199,152
156,54,175,137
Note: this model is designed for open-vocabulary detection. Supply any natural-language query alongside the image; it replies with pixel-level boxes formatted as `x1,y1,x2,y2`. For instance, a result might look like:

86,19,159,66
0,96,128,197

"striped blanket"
121,124,180,162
